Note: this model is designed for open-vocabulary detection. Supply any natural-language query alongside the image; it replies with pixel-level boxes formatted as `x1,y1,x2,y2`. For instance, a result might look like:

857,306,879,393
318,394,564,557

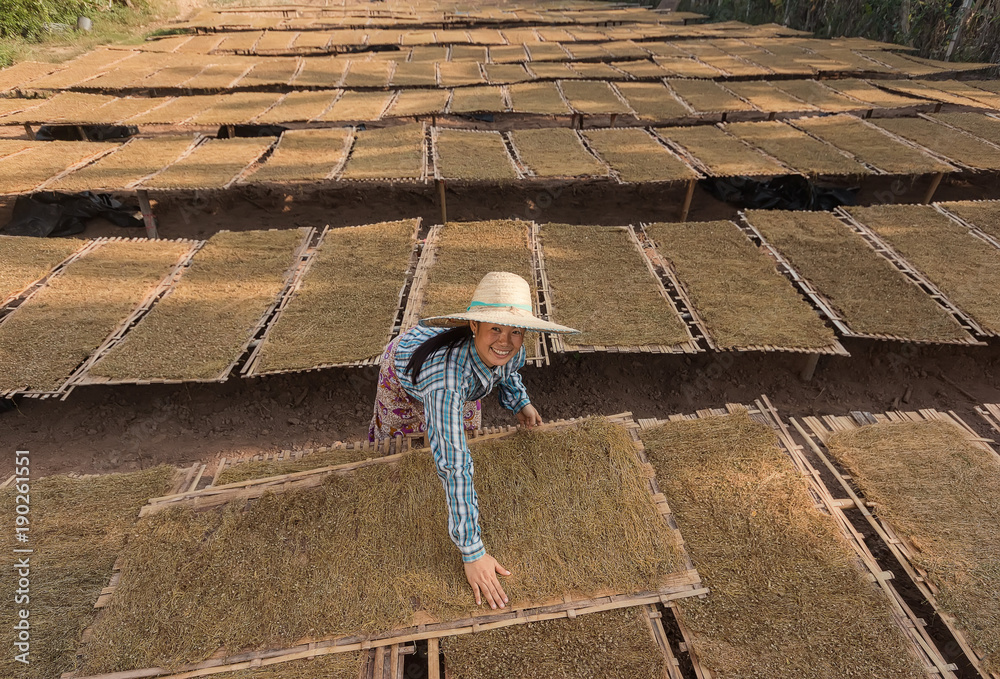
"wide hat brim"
419,305,579,334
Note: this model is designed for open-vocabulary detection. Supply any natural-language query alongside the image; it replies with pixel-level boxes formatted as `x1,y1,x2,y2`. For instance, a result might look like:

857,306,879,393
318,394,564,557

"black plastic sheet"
35,125,138,142
217,125,287,139
701,175,859,211
1,192,143,238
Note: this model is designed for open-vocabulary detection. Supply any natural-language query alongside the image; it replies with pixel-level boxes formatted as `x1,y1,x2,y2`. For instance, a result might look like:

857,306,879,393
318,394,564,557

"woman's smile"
489,346,513,359
471,321,524,367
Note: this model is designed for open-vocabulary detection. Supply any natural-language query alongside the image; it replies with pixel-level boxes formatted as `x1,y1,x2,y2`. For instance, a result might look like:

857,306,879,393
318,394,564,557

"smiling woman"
367,271,578,612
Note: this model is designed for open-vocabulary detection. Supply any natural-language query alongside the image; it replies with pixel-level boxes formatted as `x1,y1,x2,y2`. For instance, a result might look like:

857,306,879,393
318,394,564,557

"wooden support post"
136,190,159,239
609,113,617,127
679,178,697,222
427,637,441,679
923,171,944,204
801,353,820,382
437,179,448,225
373,646,385,679
23,123,34,140
76,125,88,141
389,643,399,679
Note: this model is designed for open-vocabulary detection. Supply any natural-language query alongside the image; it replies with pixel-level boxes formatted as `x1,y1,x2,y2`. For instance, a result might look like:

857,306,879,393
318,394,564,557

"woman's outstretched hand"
517,404,542,428
464,553,510,609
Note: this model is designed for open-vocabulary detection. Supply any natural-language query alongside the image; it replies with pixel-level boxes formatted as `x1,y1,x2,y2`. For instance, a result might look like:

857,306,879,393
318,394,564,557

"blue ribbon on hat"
466,301,532,312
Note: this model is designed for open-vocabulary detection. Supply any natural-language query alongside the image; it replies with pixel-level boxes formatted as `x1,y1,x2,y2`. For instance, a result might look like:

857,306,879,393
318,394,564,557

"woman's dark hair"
405,325,473,381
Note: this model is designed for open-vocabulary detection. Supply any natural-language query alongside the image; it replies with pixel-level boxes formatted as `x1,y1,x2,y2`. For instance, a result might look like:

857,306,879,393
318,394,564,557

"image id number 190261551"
12,450,31,665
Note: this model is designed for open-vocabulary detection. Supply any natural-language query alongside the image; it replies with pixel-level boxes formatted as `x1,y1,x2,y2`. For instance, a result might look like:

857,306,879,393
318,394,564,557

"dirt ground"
2,337,998,479
4,4,997,679
1,170,995,240
1,174,999,479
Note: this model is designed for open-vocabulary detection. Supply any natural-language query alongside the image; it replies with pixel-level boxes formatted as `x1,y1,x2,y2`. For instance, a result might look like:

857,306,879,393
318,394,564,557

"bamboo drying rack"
241,219,424,376
67,413,705,679
0,238,98,317
535,224,702,355
400,221,549,365
636,222,850,356
638,396,961,679
791,408,1000,679
72,228,315,388
976,404,1000,434
0,237,202,400
836,207,997,339
737,211,984,346
933,201,1000,253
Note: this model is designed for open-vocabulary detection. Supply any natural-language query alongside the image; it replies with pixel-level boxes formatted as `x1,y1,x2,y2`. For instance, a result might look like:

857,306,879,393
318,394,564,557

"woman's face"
470,321,524,367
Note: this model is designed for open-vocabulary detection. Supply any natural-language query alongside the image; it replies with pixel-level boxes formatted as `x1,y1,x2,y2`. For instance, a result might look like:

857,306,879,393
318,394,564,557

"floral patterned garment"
368,337,482,442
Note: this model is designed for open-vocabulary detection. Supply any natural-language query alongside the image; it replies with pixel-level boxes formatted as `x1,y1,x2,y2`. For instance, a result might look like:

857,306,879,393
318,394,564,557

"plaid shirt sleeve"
497,348,530,413
423,387,486,563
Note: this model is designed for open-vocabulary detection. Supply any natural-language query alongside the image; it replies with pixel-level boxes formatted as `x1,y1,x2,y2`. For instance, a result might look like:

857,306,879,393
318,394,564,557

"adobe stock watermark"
12,450,31,665
873,178,909,205
523,185,565,220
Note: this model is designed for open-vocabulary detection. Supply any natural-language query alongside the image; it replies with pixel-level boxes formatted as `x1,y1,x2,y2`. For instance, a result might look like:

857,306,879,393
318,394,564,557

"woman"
369,271,578,610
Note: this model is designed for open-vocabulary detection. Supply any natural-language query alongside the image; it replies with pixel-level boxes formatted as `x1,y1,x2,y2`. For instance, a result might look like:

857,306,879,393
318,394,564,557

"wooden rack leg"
389,643,400,679
437,179,448,225
427,637,440,679
800,353,820,382
923,171,944,204
136,190,159,239
680,178,697,222
23,123,34,140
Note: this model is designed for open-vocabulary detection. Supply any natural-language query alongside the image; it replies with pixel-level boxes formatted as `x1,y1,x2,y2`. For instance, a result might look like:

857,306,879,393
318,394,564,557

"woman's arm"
496,354,542,427
424,388,511,609
496,350,531,414
423,388,486,562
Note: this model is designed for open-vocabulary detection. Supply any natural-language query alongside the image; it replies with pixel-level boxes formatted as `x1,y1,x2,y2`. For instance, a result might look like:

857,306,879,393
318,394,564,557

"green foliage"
146,26,190,37
0,40,27,67
0,0,51,39
0,0,156,66
951,1,1000,63
0,0,153,39
0,0,114,39
679,0,1000,63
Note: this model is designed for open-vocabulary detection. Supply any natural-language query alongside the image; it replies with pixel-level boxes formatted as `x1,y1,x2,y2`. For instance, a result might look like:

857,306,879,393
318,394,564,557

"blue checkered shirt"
394,325,531,562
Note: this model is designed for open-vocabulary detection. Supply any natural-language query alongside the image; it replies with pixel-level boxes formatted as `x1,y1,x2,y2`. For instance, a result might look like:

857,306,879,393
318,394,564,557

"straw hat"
420,272,579,334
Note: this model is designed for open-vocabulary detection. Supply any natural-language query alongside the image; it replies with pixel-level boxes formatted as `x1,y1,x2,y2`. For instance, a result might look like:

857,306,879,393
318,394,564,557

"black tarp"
701,176,859,211
0,192,143,238
35,125,137,142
